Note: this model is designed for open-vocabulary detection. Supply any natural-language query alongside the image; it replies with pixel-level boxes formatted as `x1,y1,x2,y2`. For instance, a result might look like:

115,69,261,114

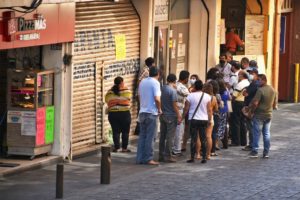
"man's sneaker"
249,151,258,158
242,145,252,151
263,153,269,159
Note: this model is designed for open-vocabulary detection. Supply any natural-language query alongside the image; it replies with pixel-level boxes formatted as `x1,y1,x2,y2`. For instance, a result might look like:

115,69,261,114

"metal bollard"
100,146,111,184
56,163,64,199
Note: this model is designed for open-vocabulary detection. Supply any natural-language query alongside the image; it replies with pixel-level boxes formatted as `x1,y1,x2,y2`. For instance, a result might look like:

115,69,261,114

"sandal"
211,152,218,156
121,149,131,153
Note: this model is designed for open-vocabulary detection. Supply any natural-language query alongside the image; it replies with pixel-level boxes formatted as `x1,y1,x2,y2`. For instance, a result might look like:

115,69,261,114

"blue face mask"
255,80,261,86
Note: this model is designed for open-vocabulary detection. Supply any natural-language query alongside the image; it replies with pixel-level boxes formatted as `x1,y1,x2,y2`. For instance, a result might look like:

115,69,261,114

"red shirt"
226,32,243,52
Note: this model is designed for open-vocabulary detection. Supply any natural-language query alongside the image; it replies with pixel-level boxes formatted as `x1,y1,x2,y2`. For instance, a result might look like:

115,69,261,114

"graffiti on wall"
104,58,140,80
74,29,114,52
73,62,95,80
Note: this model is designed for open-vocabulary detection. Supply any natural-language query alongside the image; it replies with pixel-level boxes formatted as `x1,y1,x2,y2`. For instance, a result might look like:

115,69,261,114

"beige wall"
131,0,154,66
189,0,220,81
0,0,73,7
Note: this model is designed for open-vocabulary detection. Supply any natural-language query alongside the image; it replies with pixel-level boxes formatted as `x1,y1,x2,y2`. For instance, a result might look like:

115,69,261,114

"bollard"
100,146,111,184
295,63,299,103
56,163,64,199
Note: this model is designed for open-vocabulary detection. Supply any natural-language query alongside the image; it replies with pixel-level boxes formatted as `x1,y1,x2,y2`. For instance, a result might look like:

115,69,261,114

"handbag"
242,106,254,119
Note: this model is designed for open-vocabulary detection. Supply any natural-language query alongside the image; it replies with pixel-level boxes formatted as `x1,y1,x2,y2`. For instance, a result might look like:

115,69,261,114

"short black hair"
194,80,203,91
231,61,241,70
249,60,257,67
145,57,155,67
167,74,177,83
258,74,267,82
179,70,190,81
149,66,158,77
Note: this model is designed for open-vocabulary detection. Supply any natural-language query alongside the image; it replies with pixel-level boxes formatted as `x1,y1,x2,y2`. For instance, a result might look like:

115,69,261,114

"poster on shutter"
36,108,45,145
115,34,127,60
177,43,186,57
7,111,22,123
245,15,264,55
22,111,36,136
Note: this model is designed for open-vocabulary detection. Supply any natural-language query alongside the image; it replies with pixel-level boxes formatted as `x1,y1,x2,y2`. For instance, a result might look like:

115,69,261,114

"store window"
170,0,190,20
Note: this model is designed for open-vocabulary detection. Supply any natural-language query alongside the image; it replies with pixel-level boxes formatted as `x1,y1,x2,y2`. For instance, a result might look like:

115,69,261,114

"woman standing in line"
105,76,132,152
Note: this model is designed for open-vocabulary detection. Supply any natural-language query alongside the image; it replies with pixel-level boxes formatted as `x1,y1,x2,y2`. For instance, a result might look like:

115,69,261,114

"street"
1,103,300,200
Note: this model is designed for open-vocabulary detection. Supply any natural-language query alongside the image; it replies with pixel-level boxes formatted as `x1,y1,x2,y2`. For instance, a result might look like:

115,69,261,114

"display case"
6,69,55,159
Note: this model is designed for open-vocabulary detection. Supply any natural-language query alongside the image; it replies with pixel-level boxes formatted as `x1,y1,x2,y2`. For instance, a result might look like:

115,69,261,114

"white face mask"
189,79,196,85
248,74,254,82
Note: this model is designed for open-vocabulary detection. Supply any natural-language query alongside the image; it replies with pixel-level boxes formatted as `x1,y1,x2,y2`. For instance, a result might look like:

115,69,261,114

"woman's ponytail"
112,76,123,96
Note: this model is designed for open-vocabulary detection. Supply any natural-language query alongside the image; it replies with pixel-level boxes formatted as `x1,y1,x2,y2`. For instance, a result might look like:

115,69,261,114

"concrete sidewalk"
1,103,300,200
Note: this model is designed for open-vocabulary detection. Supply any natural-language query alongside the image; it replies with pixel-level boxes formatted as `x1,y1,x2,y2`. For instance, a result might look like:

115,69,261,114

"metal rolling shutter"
71,0,140,156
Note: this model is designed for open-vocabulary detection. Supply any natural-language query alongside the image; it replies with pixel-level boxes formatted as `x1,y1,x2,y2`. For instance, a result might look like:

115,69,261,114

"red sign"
0,3,75,49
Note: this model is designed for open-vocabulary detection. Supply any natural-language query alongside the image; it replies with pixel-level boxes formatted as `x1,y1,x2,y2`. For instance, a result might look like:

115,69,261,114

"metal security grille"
281,0,293,13
71,0,140,156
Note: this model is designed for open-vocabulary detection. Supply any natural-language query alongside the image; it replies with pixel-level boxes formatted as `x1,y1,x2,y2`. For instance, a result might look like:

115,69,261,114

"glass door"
154,26,168,84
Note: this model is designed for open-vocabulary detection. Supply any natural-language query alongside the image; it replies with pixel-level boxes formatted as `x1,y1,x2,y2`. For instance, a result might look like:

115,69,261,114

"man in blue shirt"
136,67,162,165
159,74,181,163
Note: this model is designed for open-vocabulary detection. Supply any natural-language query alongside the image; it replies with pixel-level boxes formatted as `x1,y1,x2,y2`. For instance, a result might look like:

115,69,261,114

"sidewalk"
1,103,300,200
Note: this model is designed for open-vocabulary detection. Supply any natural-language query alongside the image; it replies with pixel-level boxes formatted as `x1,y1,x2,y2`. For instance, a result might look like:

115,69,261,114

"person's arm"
207,101,212,123
213,96,219,112
182,100,190,120
154,96,162,114
273,91,278,110
173,101,182,124
235,34,244,46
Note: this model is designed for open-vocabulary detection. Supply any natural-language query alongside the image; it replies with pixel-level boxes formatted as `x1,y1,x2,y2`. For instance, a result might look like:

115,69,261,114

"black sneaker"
201,159,207,164
242,146,252,151
187,159,195,163
249,151,258,158
263,153,269,159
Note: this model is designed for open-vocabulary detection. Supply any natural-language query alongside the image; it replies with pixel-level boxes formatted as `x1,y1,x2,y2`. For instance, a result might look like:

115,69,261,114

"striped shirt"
105,87,132,112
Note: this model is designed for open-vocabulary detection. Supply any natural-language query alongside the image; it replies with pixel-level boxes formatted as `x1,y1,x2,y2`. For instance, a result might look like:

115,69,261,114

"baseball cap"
247,67,258,74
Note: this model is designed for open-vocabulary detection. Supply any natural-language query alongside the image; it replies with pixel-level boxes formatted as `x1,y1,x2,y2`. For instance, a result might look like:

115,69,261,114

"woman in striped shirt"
105,76,132,152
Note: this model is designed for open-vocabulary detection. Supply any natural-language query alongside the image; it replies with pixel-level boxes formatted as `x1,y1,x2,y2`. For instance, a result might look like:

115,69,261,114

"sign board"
22,111,36,136
114,34,127,60
245,15,264,55
45,106,55,144
0,3,75,50
154,0,169,22
36,108,45,145
7,111,22,123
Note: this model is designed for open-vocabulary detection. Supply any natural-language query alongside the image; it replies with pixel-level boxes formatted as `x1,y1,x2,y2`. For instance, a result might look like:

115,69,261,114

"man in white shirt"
229,61,241,94
230,70,250,146
182,80,212,164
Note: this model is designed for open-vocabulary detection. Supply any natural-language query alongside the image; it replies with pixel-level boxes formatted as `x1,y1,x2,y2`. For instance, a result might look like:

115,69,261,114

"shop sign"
3,12,46,42
114,34,127,60
154,0,169,22
7,111,22,123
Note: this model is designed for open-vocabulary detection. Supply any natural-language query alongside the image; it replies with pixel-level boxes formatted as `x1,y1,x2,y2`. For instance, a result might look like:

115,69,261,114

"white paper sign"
177,43,186,57
245,15,264,55
7,111,22,123
154,0,169,22
21,111,36,136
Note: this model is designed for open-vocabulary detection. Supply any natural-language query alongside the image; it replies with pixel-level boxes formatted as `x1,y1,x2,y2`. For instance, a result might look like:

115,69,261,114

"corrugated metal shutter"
71,0,140,156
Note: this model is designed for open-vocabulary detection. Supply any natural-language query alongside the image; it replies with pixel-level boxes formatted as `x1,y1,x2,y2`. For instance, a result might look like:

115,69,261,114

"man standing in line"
242,68,259,151
173,70,190,155
159,74,181,163
216,54,232,86
249,74,277,158
136,67,162,165
231,70,250,146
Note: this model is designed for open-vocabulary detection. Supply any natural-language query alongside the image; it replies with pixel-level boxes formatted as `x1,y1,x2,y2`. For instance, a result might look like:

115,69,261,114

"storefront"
70,0,140,157
0,3,75,158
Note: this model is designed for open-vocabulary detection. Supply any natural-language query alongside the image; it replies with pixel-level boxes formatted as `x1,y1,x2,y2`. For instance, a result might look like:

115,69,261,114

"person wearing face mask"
241,68,259,151
216,54,232,86
188,74,199,92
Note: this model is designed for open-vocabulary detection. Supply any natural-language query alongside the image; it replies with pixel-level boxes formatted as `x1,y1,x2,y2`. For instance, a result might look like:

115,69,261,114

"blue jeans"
136,113,158,164
252,116,271,154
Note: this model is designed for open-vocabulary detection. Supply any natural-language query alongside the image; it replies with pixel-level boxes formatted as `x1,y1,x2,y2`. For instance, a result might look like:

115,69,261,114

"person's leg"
262,119,271,156
159,115,167,160
199,121,208,163
120,111,131,150
205,124,213,159
108,112,121,150
251,116,262,155
173,110,184,154
188,120,197,162
231,101,241,145
144,114,158,163
181,117,190,151
240,107,248,146
165,116,177,160
211,114,219,154
196,133,201,159
136,113,147,164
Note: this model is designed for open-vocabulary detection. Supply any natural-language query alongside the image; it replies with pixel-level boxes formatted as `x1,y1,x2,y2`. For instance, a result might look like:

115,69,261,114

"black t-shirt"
244,81,259,106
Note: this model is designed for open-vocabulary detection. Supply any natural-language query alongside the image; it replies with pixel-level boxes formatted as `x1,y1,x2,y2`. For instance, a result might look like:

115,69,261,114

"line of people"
105,54,277,165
